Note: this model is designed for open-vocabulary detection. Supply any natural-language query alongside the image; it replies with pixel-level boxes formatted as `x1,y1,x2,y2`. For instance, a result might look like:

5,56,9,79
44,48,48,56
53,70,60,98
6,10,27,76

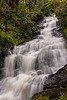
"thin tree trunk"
1,0,5,8
5,0,8,35
35,0,36,5
29,0,32,12
25,0,27,3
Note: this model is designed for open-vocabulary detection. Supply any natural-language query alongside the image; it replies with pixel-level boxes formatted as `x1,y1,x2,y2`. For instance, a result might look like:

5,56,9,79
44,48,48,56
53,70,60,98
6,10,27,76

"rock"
51,20,63,37
0,56,5,79
52,28,63,37
44,64,67,89
0,48,9,79
33,88,67,100
33,65,67,100
37,70,43,75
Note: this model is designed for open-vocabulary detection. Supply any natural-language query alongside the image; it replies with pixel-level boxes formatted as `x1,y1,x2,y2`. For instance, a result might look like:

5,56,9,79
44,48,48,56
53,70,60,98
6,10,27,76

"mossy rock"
33,88,67,100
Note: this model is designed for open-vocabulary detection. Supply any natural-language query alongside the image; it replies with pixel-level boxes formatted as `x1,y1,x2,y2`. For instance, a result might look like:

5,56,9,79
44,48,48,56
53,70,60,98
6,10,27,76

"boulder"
44,64,67,89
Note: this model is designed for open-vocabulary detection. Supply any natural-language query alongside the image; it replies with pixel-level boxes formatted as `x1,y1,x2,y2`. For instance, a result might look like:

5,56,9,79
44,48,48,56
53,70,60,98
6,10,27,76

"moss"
33,88,67,100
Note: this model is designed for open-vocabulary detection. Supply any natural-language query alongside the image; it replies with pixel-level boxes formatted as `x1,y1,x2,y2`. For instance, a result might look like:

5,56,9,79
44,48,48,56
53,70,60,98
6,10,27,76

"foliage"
33,88,67,100
33,93,66,100
0,0,67,56
58,93,66,100
56,3,67,39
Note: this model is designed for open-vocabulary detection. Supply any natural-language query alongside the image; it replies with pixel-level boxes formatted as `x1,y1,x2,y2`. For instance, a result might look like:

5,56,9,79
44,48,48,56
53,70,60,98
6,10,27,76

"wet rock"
44,64,67,89
33,65,67,100
0,48,9,79
37,70,43,75
52,28,63,37
0,56,5,79
52,20,63,37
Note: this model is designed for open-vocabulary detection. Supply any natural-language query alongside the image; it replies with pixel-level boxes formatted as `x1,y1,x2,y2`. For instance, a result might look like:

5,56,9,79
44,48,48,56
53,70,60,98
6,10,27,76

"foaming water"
0,15,67,100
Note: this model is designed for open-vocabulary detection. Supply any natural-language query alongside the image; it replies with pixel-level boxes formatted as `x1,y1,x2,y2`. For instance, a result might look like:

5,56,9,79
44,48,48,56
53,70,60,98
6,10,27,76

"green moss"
64,29,67,39
33,88,67,100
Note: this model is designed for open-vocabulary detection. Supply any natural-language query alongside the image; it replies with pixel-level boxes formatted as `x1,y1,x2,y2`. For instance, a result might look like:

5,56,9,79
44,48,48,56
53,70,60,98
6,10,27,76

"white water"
0,15,67,100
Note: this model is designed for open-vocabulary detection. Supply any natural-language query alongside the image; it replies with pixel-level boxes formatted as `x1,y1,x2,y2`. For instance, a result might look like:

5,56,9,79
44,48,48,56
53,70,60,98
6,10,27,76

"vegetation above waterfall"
0,0,67,56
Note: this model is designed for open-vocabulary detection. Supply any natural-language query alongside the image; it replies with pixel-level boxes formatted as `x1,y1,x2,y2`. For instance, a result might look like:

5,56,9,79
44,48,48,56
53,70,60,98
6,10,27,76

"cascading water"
0,15,67,100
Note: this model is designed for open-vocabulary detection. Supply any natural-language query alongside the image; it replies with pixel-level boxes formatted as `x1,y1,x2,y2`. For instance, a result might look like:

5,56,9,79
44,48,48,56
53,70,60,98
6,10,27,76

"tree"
5,0,8,35
1,0,20,35
35,0,36,5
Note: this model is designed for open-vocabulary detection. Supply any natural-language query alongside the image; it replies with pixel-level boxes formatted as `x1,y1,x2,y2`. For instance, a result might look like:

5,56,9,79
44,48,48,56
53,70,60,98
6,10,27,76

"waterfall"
0,15,67,100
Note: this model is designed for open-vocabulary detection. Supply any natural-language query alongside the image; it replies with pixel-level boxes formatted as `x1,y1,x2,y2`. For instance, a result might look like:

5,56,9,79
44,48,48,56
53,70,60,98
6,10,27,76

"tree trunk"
5,0,8,35
1,0,5,8
29,0,32,12
35,0,36,5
